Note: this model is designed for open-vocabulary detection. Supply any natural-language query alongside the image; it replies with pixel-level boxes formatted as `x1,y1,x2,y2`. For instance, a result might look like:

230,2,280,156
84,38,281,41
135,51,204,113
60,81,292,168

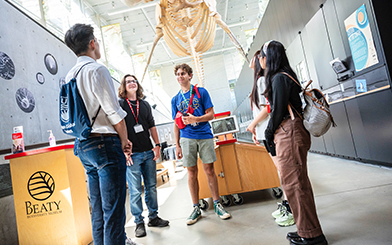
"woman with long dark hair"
247,50,294,227
260,40,328,245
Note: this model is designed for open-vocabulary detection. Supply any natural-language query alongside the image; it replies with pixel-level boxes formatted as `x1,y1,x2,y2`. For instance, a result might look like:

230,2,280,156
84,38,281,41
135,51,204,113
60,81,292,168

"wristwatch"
155,143,161,147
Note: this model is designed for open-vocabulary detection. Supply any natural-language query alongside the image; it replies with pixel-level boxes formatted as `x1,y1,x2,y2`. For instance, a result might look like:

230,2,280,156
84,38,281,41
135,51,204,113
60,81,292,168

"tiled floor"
124,153,392,245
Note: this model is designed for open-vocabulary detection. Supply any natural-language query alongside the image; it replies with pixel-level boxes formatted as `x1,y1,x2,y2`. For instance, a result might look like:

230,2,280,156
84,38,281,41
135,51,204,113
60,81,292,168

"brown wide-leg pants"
272,117,323,238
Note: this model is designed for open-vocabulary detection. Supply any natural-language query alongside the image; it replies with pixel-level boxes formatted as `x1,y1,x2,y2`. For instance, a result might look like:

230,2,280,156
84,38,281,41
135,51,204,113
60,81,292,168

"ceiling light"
245,4,248,10
133,28,136,34
112,1,115,8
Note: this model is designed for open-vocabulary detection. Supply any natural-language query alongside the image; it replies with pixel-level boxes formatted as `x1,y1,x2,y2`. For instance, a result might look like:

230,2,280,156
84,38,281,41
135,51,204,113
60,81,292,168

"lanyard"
126,99,139,123
180,84,193,108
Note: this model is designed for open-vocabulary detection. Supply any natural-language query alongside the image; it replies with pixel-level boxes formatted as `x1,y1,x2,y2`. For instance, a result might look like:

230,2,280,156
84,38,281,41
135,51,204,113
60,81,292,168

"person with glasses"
64,23,133,245
118,75,169,238
259,40,328,245
171,63,231,225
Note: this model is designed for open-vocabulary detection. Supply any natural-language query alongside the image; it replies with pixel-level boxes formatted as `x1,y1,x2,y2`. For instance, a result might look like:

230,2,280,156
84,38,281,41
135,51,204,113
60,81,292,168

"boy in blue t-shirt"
171,63,231,225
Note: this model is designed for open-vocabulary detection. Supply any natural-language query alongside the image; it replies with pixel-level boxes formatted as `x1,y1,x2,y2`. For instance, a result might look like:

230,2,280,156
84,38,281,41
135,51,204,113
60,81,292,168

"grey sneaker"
214,202,231,220
186,206,202,225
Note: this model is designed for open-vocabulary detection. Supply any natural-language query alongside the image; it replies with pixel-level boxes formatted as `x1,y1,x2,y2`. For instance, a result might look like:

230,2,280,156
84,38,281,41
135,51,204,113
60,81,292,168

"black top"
265,73,303,141
119,98,155,153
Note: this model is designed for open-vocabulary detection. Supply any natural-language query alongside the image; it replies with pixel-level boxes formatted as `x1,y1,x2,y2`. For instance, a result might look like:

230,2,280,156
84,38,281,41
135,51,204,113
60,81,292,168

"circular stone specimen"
15,87,35,113
44,53,58,75
0,51,16,80
36,72,45,84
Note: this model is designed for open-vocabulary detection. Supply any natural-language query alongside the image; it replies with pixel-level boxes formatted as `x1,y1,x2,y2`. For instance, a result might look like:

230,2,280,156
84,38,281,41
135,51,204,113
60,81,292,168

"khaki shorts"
180,138,217,167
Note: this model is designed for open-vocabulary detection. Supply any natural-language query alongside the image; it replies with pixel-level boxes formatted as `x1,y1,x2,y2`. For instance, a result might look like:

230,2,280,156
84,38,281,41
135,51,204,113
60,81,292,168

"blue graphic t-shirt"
171,86,214,139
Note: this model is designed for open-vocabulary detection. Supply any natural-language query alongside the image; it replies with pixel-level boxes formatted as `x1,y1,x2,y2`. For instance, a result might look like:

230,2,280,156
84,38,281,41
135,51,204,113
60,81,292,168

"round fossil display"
44,53,58,75
0,51,16,80
16,87,35,113
36,72,45,84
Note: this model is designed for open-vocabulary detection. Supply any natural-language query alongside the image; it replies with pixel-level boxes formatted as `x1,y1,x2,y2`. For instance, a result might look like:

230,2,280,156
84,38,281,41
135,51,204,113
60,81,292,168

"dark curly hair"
174,63,193,77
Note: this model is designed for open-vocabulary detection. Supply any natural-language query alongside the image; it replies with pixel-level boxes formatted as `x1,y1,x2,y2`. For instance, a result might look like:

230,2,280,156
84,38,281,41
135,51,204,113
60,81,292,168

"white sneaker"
275,210,295,227
271,202,286,219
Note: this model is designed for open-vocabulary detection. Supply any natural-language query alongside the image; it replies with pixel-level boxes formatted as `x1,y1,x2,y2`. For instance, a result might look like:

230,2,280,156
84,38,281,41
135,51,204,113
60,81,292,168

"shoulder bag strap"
186,87,196,113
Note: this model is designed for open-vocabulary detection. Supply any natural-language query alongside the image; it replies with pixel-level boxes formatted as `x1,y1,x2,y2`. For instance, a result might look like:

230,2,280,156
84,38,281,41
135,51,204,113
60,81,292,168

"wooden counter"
197,141,280,199
5,145,92,245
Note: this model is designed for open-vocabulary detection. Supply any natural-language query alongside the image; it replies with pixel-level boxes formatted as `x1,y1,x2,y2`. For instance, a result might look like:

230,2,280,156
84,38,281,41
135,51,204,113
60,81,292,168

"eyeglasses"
126,79,138,84
176,72,187,76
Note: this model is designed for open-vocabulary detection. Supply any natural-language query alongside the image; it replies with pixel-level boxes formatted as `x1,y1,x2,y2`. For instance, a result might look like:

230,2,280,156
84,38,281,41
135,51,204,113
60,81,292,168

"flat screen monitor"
209,115,239,137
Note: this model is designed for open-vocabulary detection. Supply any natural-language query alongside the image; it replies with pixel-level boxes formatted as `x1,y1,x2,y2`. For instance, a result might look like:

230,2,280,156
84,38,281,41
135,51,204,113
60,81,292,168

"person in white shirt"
64,23,134,245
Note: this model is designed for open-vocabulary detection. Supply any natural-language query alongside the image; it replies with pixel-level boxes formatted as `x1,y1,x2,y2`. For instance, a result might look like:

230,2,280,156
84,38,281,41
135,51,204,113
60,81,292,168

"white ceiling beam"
222,0,229,48
107,1,158,16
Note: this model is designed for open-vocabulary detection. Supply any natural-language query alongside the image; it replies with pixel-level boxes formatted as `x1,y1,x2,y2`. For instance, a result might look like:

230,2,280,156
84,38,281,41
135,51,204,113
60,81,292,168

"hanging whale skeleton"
120,0,249,86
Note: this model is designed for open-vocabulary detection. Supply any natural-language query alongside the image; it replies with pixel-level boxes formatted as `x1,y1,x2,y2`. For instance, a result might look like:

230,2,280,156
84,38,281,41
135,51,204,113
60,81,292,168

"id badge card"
134,124,144,133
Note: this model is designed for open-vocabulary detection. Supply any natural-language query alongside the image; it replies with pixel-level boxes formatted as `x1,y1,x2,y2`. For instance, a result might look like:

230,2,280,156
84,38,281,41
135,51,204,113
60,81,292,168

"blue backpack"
59,62,101,140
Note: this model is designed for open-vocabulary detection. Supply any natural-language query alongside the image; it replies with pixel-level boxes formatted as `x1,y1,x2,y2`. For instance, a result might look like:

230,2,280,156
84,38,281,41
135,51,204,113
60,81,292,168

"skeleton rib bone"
124,0,249,86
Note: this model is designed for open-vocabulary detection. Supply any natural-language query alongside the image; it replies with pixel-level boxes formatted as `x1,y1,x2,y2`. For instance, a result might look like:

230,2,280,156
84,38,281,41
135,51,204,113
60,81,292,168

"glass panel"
9,0,41,21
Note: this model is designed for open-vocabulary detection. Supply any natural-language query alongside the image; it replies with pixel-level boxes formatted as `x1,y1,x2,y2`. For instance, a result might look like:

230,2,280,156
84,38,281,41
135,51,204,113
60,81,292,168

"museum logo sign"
25,171,62,218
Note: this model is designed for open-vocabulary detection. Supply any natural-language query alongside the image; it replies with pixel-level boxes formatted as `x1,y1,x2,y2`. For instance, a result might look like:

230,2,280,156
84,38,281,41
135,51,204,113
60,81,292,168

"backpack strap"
91,106,101,127
74,62,93,78
74,61,101,127
280,72,304,120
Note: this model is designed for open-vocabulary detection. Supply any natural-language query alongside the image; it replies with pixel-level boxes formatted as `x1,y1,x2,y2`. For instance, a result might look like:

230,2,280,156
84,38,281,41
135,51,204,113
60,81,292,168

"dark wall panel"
357,89,392,165
323,0,347,63
304,10,338,90
328,102,357,157
310,135,327,153
372,0,392,87
344,98,371,161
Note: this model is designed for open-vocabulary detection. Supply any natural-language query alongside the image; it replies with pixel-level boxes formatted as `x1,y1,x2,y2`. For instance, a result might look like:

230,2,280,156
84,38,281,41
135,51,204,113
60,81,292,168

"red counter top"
216,138,237,146
5,144,74,160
